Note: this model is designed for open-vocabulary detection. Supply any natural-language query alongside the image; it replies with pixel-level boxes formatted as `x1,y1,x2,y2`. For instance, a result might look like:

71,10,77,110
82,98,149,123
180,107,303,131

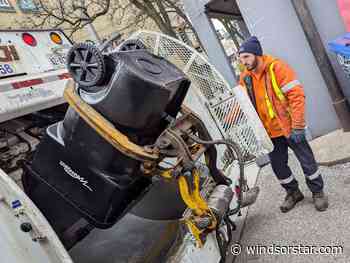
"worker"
237,36,328,212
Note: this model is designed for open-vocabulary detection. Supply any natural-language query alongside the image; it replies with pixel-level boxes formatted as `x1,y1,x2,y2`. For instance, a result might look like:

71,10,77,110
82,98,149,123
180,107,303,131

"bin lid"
328,33,350,56
0,169,72,263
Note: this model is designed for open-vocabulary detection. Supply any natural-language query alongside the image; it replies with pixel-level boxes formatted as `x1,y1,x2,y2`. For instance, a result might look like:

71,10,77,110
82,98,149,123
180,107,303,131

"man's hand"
289,129,306,144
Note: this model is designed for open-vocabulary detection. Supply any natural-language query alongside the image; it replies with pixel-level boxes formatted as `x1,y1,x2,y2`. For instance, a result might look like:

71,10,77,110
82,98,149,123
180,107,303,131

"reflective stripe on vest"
281,80,301,93
265,62,297,119
265,62,284,119
264,92,275,119
269,62,286,102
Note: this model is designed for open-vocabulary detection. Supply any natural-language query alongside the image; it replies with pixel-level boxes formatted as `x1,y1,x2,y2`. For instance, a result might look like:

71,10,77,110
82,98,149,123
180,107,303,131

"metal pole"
183,0,238,86
291,0,350,131
85,23,101,45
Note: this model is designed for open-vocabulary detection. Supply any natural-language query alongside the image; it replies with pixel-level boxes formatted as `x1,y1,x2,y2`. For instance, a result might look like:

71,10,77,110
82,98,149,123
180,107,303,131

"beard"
246,57,258,71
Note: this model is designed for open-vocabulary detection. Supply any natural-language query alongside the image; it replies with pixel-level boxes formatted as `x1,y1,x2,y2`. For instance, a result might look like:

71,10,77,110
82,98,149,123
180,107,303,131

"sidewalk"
310,129,350,164
234,129,350,263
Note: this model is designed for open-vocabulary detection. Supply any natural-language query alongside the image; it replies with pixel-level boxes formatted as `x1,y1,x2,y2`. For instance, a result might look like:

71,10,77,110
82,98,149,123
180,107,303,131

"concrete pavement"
234,129,350,263
310,129,350,164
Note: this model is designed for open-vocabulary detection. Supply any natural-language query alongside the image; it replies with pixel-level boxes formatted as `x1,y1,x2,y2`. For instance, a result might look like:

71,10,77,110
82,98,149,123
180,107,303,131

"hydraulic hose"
187,135,246,216
188,135,245,262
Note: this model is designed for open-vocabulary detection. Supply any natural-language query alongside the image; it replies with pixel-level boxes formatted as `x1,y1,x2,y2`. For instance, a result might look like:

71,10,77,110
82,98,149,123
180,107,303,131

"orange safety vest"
238,55,306,138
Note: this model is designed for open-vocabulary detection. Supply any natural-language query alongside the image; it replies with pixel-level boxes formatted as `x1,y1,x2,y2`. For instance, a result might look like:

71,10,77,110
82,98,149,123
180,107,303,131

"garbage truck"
0,30,272,263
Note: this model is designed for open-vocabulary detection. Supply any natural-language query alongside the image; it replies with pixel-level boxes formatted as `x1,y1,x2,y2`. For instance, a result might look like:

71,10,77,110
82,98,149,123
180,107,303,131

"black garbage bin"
22,48,190,248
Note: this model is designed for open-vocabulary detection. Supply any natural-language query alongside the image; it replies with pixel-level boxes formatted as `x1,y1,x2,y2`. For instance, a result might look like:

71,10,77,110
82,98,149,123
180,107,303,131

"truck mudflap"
0,168,73,263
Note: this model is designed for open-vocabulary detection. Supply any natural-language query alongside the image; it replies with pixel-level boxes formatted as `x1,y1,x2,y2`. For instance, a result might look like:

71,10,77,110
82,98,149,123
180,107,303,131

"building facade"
0,0,37,29
0,0,158,42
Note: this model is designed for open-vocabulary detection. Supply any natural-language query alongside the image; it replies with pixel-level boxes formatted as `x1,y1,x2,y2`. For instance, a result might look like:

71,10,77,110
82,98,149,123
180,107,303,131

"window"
0,0,15,12
18,0,38,13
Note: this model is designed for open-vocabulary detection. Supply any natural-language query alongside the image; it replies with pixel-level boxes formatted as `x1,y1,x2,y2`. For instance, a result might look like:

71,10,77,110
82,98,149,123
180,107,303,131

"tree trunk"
130,0,178,38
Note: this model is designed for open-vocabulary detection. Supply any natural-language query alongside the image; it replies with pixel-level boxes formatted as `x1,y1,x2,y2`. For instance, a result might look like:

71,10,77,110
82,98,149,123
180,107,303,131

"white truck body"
0,30,73,262
0,29,71,123
0,168,73,263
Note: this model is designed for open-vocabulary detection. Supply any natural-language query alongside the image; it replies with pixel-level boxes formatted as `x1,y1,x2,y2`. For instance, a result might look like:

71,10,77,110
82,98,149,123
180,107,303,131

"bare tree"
216,17,251,52
218,18,244,51
19,0,110,38
126,0,176,38
19,0,201,48
111,0,201,47
107,0,149,36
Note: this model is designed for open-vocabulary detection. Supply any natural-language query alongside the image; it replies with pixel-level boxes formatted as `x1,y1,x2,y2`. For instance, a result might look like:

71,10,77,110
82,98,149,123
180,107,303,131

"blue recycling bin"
329,33,350,78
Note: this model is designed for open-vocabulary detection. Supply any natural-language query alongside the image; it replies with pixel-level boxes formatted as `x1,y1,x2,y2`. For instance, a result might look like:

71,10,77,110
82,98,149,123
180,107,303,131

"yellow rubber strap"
178,175,204,216
192,169,210,211
160,169,172,179
185,220,204,248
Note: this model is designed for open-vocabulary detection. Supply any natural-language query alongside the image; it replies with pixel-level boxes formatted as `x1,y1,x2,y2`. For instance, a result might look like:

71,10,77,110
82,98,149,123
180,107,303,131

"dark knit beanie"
238,36,263,56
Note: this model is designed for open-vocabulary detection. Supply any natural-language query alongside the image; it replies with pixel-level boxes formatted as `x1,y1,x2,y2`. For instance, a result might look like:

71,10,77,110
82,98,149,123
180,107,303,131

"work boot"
280,189,304,213
312,191,328,212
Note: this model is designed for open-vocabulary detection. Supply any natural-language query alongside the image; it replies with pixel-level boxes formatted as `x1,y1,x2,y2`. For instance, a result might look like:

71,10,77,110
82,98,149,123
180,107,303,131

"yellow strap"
178,176,202,215
192,169,210,211
185,220,204,248
178,169,209,216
